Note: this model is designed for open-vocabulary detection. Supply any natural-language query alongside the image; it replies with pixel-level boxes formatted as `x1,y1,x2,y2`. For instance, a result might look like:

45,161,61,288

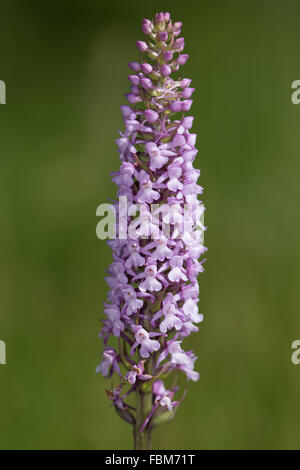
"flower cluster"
96,12,206,436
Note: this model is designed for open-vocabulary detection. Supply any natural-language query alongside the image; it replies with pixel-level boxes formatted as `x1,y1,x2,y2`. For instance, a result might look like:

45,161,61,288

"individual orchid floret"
134,261,165,293
168,255,188,283
182,298,204,323
153,380,177,411
161,200,183,226
125,361,153,385
95,347,121,378
102,304,124,337
166,159,184,192
136,171,160,203
143,236,174,262
106,385,136,426
124,240,145,270
122,286,144,315
146,142,169,171
106,386,125,410
144,109,158,122
130,325,161,359
139,380,185,433
136,40,148,52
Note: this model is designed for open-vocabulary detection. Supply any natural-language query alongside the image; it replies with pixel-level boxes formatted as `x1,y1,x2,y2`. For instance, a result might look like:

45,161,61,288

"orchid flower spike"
96,12,206,450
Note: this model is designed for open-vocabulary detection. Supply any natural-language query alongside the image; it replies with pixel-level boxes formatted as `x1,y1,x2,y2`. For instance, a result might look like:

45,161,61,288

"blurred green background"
1,0,300,449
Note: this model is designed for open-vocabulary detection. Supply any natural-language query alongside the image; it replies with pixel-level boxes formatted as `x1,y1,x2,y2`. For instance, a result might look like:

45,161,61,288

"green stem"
134,384,153,450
